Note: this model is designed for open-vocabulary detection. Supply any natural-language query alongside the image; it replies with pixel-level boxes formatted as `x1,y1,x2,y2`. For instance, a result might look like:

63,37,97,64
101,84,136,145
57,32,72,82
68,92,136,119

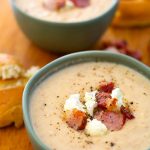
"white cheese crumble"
65,0,74,8
24,66,40,78
111,88,124,108
85,91,97,101
64,94,85,112
85,119,107,136
0,65,23,80
85,91,97,116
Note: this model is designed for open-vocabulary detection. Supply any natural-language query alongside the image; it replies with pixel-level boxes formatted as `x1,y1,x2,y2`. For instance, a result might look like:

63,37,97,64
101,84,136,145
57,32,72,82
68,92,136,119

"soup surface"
30,62,150,150
16,0,114,22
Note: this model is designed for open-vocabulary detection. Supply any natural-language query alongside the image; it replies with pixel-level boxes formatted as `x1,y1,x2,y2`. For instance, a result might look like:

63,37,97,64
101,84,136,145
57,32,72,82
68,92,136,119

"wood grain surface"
0,0,150,149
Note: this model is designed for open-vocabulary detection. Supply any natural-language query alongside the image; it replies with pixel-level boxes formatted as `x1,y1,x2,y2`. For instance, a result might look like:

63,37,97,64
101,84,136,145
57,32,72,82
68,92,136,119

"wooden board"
0,0,150,149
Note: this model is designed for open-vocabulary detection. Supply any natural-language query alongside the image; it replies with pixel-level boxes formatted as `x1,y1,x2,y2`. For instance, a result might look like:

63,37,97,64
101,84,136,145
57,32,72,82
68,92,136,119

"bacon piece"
96,92,111,109
65,109,87,130
99,82,114,93
120,105,135,120
70,0,90,8
95,111,126,131
101,40,142,61
94,111,103,121
43,0,66,10
106,98,118,112
125,49,142,61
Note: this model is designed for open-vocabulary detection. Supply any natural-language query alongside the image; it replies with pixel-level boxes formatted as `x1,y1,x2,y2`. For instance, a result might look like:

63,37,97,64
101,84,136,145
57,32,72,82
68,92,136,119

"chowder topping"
64,109,87,130
95,111,126,131
85,91,97,116
85,119,107,136
43,0,90,10
63,81,135,136
70,0,90,8
43,0,66,10
64,94,85,112
111,88,124,108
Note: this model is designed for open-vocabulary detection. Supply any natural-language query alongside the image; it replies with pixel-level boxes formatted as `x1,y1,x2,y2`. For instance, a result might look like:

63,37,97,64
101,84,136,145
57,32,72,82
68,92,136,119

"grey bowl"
10,0,118,53
23,51,150,150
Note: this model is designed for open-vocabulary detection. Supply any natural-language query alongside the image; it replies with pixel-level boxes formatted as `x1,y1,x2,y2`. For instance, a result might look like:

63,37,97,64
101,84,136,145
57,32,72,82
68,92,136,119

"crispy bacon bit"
101,40,142,61
65,109,87,130
43,0,66,10
120,105,135,120
99,82,115,93
94,111,103,121
95,111,126,131
126,50,142,61
96,92,111,109
70,0,90,8
106,98,118,112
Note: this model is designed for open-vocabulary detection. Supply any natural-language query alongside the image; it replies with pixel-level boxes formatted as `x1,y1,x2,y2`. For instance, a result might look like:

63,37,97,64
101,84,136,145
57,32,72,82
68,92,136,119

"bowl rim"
23,51,150,149
10,0,118,26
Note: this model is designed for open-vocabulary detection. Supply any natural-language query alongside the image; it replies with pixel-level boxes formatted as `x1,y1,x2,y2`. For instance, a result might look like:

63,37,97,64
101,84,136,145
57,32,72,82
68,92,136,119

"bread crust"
0,86,24,128
113,0,150,27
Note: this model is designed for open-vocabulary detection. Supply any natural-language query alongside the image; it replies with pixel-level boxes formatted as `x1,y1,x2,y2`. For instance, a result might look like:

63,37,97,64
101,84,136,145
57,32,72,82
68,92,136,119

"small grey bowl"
23,51,150,150
10,0,118,53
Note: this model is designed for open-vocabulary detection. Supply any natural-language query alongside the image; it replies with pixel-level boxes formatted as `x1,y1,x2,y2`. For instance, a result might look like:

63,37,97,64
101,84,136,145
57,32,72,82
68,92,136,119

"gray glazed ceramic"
23,51,150,150
10,0,118,53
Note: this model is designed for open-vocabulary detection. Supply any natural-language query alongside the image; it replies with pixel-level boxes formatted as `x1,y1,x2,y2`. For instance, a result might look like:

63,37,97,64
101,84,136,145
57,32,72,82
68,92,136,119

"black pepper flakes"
110,142,115,147
85,140,93,144
82,145,85,149
130,102,134,105
90,86,93,91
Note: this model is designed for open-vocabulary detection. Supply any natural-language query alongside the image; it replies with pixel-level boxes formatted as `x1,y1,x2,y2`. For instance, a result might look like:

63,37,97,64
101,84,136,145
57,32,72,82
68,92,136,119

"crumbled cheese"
85,91,97,102
66,0,74,8
85,100,97,116
64,94,85,112
111,88,124,108
1,65,23,80
60,0,74,11
85,91,97,116
85,119,107,136
24,66,40,78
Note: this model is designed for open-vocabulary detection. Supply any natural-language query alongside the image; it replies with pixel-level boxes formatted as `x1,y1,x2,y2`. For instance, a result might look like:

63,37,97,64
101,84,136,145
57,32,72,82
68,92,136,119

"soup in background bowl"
16,0,114,23
23,51,150,150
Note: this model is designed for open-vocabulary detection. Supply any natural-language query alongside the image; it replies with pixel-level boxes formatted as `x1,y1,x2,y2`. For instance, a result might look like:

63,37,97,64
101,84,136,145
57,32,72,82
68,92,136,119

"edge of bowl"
23,51,150,149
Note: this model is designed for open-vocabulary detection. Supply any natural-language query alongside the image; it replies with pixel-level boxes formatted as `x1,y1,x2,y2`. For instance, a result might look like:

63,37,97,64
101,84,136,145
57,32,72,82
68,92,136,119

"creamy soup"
30,62,150,150
15,0,114,22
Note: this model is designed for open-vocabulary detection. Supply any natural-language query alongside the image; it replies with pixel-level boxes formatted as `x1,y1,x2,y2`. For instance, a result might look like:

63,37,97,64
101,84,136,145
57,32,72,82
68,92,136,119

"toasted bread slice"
0,86,24,128
113,0,150,27
0,77,28,128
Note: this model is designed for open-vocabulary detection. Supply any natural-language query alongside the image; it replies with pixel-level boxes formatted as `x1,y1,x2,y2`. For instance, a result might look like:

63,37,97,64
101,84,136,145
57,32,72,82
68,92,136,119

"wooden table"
0,0,150,149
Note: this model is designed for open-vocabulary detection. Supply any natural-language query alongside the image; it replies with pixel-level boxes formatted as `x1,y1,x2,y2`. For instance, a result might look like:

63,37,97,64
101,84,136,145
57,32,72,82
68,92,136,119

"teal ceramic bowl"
10,0,118,53
23,51,150,150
